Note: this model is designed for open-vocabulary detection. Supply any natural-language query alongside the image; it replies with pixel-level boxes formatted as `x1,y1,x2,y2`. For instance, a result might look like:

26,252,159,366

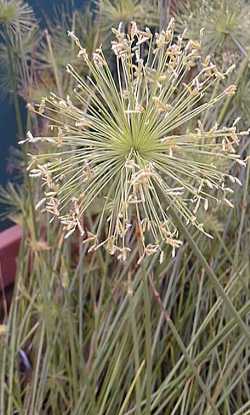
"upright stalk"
143,271,152,414
4,27,24,138
159,0,171,30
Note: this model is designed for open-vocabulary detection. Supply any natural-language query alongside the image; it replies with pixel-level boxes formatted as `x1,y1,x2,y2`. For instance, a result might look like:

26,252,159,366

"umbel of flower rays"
25,19,246,262
0,0,36,33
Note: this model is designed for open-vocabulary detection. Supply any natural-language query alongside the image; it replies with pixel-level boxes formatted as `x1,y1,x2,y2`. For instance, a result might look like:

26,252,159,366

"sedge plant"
1,7,250,415
0,0,36,33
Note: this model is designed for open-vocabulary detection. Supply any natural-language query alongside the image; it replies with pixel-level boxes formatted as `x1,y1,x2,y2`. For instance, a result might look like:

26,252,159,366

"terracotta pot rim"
0,224,22,289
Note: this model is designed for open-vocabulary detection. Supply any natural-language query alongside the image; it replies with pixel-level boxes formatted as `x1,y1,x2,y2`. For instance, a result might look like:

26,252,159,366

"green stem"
168,204,250,344
13,93,24,138
143,272,152,415
4,27,24,138
233,151,250,269
149,275,220,415
45,30,63,97
128,274,142,415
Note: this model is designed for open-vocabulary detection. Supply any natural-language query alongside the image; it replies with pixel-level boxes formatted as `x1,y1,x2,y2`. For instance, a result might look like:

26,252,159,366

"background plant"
0,1,250,414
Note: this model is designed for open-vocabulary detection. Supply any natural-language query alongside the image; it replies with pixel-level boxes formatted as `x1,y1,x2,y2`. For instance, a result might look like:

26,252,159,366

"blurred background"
0,0,86,188
0,0,87,229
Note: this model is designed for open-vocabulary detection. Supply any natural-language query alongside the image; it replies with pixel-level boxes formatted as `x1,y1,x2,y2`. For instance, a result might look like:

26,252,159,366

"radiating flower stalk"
24,19,247,263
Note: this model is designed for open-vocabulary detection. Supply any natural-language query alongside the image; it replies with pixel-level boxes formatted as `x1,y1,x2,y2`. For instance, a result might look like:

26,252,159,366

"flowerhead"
27,19,246,262
97,0,159,37
175,0,250,55
0,0,36,33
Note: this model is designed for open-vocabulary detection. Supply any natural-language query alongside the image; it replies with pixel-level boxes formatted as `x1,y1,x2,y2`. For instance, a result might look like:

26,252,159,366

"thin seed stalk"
142,271,152,415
